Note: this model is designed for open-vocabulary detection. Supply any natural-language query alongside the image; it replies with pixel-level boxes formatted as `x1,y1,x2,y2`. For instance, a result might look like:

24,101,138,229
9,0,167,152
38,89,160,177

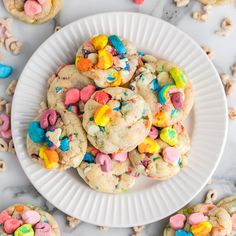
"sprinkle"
55,86,62,94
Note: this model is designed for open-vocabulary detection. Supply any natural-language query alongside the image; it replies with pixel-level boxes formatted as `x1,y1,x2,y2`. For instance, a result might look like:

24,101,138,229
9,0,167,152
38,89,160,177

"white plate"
12,12,228,227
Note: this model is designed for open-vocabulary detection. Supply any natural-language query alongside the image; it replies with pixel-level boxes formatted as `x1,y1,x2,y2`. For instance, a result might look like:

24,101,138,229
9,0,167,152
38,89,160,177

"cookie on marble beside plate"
27,108,87,170
0,203,60,235
82,87,152,154
75,34,139,88
3,0,62,24
129,122,190,180
47,64,95,113
77,144,136,193
130,56,194,127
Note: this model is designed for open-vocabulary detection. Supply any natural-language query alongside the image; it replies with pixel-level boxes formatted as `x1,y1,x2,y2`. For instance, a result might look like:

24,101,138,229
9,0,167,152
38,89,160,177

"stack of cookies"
26,34,194,193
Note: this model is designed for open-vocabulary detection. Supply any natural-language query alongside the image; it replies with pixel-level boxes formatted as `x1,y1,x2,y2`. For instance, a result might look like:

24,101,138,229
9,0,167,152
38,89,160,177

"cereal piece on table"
0,97,7,111
174,0,190,7
202,46,214,60
66,216,81,228
220,73,229,85
5,102,11,115
99,226,109,231
231,63,236,78
6,80,17,96
225,80,236,96
0,159,6,172
0,52,4,61
4,37,22,55
203,4,212,12
54,25,62,32
192,12,209,22
216,17,234,37
228,108,236,120
204,189,217,204
0,138,8,152
8,139,15,154
132,225,145,233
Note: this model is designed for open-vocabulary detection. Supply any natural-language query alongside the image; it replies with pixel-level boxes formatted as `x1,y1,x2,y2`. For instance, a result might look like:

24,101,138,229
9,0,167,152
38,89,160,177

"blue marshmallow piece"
83,152,95,163
0,64,13,79
28,121,45,143
59,137,70,152
175,230,193,236
108,35,127,54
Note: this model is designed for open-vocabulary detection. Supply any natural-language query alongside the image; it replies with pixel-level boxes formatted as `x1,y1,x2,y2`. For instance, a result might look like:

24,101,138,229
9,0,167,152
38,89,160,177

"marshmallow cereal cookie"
3,0,62,24
75,34,139,88
163,192,233,236
77,144,136,193
217,196,236,235
26,108,87,170
130,56,194,127
0,204,60,235
129,122,190,180
82,87,152,154
47,64,95,114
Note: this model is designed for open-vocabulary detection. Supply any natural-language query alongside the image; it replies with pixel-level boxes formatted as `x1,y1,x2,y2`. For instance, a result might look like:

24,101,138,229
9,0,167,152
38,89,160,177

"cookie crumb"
202,4,212,12
225,80,236,96
0,138,8,152
66,216,81,228
0,97,7,112
228,108,236,120
231,63,236,78
0,160,6,172
174,0,190,7
202,46,214,60
99,226,109,231
6,80,17,97
216,17,234,37
132,225,145,233
8,139,15,154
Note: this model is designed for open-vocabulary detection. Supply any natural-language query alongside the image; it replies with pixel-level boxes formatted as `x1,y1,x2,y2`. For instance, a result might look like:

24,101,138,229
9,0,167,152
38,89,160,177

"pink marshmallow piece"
188,212,204,225
148,126,159,139
133,0,144,4
4,218,22,234
1,129,12,139
94,91,110,105
24,0,42,17
40,108,57,129
95,153,112,172
80,85,96,103
0,113,10,132
65,88,80,106
169,213,186,230
35,222,51,236
22,210,41,225
112,152,127,162
163,147,180,164
0,211,11,224
171,92,185,110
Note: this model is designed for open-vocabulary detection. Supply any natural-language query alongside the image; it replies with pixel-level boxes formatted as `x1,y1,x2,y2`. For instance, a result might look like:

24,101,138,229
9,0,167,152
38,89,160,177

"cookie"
3,0,62,24
77,144,136,193
130,56,194,127
47,64,95,113
82,87,152,154
129,122,190,180
27,108,87,170
75,34,139,88
217,196,236,235
0,203,60,235
164,203,232,236
198,0,235,5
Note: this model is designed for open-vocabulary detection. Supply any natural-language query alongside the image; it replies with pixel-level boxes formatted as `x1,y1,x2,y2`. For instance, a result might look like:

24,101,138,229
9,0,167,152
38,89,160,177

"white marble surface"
0,0,236,235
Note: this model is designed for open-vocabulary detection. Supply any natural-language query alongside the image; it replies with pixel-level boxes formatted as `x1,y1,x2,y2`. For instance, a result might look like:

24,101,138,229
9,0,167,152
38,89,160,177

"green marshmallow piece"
160,127,178,146
14,224,34,236
169,67,187,88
